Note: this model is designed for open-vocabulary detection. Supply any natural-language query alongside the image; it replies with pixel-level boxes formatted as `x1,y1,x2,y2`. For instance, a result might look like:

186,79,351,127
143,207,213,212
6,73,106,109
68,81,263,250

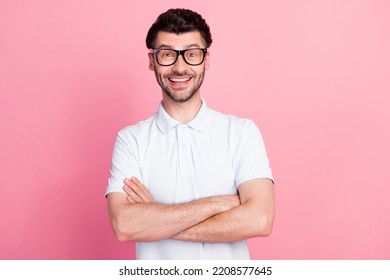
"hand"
123,177,156,204
219,194,241,211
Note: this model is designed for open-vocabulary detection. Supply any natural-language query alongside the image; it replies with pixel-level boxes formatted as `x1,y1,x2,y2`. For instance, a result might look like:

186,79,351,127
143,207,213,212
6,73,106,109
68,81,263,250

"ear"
148,53,155,71
204,51,210,70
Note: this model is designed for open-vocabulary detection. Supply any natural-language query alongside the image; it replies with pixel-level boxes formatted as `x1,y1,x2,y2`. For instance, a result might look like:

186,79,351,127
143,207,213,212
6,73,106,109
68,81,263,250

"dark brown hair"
146,8,212,49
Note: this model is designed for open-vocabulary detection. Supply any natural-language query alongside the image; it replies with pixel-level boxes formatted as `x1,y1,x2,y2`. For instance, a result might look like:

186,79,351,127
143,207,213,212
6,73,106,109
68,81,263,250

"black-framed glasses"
150,48,207,66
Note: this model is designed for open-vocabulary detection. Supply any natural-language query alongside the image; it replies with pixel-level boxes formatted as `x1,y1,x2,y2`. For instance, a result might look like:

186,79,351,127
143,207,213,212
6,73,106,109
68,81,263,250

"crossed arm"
107,177,274,243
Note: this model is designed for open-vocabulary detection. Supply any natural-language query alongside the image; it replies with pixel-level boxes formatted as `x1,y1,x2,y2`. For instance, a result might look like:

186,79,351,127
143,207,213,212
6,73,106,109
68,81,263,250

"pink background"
1,0,389,259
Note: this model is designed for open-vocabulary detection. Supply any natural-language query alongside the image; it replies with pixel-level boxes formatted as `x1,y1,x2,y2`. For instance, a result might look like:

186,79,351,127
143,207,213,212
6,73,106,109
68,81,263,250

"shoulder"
208,107,258,132
114,114,157,148
117,114,156,137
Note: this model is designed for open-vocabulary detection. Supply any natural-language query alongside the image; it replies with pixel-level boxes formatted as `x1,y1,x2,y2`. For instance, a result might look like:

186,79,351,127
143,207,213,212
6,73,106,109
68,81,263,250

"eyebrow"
156,43,203,49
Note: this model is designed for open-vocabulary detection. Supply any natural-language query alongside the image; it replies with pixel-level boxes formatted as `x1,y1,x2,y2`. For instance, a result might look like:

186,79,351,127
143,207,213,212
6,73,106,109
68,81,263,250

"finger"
131,177,155,201
128,177,155,203
123,184,143,203
123,177,155,203
126,195,136,204
123,178,134,188
125,178,147,200
123,177,154,203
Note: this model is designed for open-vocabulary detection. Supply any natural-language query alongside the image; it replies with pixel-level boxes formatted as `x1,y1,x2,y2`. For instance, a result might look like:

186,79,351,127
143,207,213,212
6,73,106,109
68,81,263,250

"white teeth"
169,77,191,82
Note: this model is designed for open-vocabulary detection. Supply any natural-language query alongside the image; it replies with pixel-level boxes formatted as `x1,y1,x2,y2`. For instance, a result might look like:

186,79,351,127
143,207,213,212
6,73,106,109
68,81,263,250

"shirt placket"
177,124,192,174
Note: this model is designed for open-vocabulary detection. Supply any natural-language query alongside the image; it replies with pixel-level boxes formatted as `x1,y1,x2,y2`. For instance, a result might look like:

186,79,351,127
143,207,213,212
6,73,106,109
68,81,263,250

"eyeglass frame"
150,48,208,66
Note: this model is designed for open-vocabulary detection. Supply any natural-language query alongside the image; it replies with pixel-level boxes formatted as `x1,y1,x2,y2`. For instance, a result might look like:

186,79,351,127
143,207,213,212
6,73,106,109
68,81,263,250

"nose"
171,53,187,71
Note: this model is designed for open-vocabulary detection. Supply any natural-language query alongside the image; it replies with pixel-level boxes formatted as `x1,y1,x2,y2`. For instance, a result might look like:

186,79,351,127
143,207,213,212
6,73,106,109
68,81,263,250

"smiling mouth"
167,76,192,87
168,77,192,83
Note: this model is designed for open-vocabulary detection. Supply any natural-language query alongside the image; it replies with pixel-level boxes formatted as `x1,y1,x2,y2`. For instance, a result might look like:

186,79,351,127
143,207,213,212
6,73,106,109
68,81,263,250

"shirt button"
181,144,187,149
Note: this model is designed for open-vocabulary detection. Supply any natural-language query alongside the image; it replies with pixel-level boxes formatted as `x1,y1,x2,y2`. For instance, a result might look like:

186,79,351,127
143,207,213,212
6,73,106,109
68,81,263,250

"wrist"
208,194,240,213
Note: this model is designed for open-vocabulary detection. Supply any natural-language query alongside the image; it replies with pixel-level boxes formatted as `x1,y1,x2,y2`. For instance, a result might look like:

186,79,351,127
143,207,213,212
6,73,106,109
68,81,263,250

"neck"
162,94,202,124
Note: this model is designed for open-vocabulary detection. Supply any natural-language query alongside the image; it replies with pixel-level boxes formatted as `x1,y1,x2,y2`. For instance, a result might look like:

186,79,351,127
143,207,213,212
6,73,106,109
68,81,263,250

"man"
105,8,274,260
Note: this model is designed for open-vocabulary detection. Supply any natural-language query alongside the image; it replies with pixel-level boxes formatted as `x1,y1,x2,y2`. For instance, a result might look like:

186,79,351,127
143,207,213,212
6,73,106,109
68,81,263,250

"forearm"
173,180,275,243
172,204,268,243
109,194,239,242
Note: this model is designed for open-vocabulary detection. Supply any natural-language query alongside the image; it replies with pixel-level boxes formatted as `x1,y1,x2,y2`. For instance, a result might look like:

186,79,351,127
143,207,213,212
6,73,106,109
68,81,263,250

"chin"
165,90,197,103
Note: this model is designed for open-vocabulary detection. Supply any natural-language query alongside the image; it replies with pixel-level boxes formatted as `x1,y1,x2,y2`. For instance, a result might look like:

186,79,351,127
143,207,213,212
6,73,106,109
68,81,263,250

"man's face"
148,31,210,103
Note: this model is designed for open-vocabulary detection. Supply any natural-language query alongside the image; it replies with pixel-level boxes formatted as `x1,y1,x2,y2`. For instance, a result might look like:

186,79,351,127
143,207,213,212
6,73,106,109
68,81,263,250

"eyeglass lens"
156,49,205,66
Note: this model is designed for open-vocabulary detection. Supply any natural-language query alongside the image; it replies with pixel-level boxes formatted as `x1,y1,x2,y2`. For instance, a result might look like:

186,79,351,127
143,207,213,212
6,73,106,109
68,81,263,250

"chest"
138,127,237,203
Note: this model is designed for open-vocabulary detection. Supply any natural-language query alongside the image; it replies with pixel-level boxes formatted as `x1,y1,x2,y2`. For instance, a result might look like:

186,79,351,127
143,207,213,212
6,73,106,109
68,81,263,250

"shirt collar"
155,99,210,134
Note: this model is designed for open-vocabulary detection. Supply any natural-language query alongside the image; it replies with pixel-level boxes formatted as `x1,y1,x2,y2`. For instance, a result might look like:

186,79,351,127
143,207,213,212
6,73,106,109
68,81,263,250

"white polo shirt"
105,100,273,259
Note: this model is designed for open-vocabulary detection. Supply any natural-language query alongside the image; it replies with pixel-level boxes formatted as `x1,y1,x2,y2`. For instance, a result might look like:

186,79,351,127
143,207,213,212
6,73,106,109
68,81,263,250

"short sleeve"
105,129,142,197
234,120,273,187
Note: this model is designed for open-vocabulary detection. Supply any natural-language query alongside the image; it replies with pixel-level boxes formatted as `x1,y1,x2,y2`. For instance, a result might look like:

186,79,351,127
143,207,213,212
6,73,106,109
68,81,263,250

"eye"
187,51,198,58
163,52,173,58
186,50,201,59
158,50,176,59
